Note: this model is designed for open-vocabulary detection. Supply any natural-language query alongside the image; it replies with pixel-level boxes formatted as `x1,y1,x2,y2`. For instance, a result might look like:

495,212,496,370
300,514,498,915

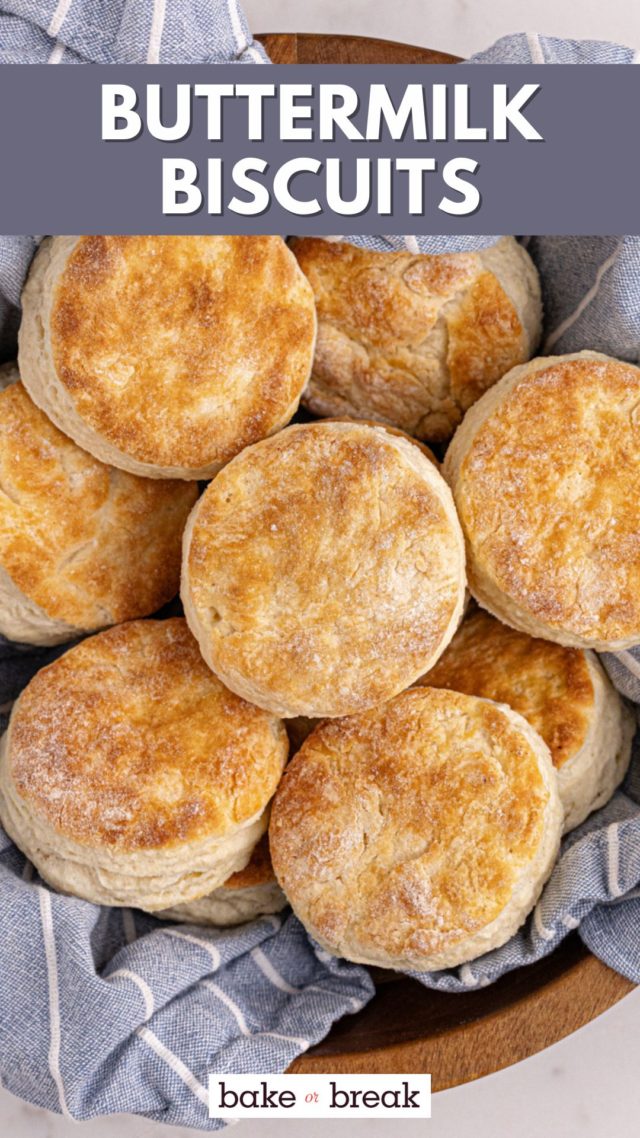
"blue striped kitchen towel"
1,4,640,1128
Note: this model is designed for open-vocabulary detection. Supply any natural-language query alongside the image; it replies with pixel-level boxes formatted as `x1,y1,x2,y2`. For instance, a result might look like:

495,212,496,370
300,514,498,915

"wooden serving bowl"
255,30,635,1087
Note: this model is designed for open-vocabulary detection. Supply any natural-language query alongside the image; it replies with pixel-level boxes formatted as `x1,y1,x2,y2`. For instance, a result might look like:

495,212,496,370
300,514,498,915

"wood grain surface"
290,936,633,1086
255,30,636,1086
258,32,460,65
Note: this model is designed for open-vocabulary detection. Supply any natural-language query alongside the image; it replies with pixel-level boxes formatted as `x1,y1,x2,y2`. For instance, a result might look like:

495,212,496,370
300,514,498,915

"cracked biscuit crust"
182,421,466,718
19,236,316,478
291,236,541,442
444,352,640,650
0,377,197,636
269,687,562,971
3,618,288,852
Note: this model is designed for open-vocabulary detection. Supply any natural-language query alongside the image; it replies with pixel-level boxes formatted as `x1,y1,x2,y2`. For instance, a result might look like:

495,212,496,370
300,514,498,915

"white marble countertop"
2,2,640,1135
245,0,640,58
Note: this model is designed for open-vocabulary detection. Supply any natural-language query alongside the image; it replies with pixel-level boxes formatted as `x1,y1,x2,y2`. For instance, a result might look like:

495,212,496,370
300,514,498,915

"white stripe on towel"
534,904,554,941
137,1027,209,1105
250,946,299,992
403,235,420,254
544,242,621,352
526,32,545,64
161,926,221,970
147,0,166,63
48,0,73,38
251,947,361,1009
205,981,251,1034
460,964,478,987
614,649,640,682
203,981,310,1048
107,968,155,1021
48,40,65,64
562,914,580,930
261,914,283,933
246,44,266,64
227,0,248,54
264,1031,310,1049
607,823,623,898
38,887,73,1119
305,985,362,1009
121,908,137,945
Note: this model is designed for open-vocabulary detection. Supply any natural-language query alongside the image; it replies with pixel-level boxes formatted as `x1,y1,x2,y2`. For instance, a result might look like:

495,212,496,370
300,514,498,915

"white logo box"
210,1073,431,1119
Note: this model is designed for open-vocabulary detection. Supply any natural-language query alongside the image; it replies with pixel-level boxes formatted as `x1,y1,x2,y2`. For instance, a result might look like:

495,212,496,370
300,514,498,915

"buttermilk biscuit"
422,610,634,832
158,835,287,926
269,687,562,972
444,352,640,650
182,420,466,718
0,366,197,646
0,619,288,910
290,236,541,442
18,236,316,479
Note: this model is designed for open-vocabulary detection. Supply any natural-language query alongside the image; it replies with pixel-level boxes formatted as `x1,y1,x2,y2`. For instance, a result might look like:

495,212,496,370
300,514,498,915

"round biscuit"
444,351,640,650
182,420,466,718
0,619,288,910
291,236,541,442
269,686,562,971
18,236,317,479
0,370,197,645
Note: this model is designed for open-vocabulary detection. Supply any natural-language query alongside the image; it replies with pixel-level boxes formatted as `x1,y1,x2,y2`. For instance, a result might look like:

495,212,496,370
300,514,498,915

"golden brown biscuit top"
422,610,594,769
323,416,440,468
452,356,640,644
269,687,551,963
185,421,464,717
50,236,316,468
224,834,276,889
0,380,197,628
291,238,526,441
6,619,288,851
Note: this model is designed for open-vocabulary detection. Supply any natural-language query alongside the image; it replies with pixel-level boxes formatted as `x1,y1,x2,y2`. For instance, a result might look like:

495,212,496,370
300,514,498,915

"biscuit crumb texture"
157,836,287,926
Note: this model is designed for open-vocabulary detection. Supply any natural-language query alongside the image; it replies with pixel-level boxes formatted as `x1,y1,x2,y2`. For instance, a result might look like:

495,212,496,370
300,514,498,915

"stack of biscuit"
0,235,635,976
